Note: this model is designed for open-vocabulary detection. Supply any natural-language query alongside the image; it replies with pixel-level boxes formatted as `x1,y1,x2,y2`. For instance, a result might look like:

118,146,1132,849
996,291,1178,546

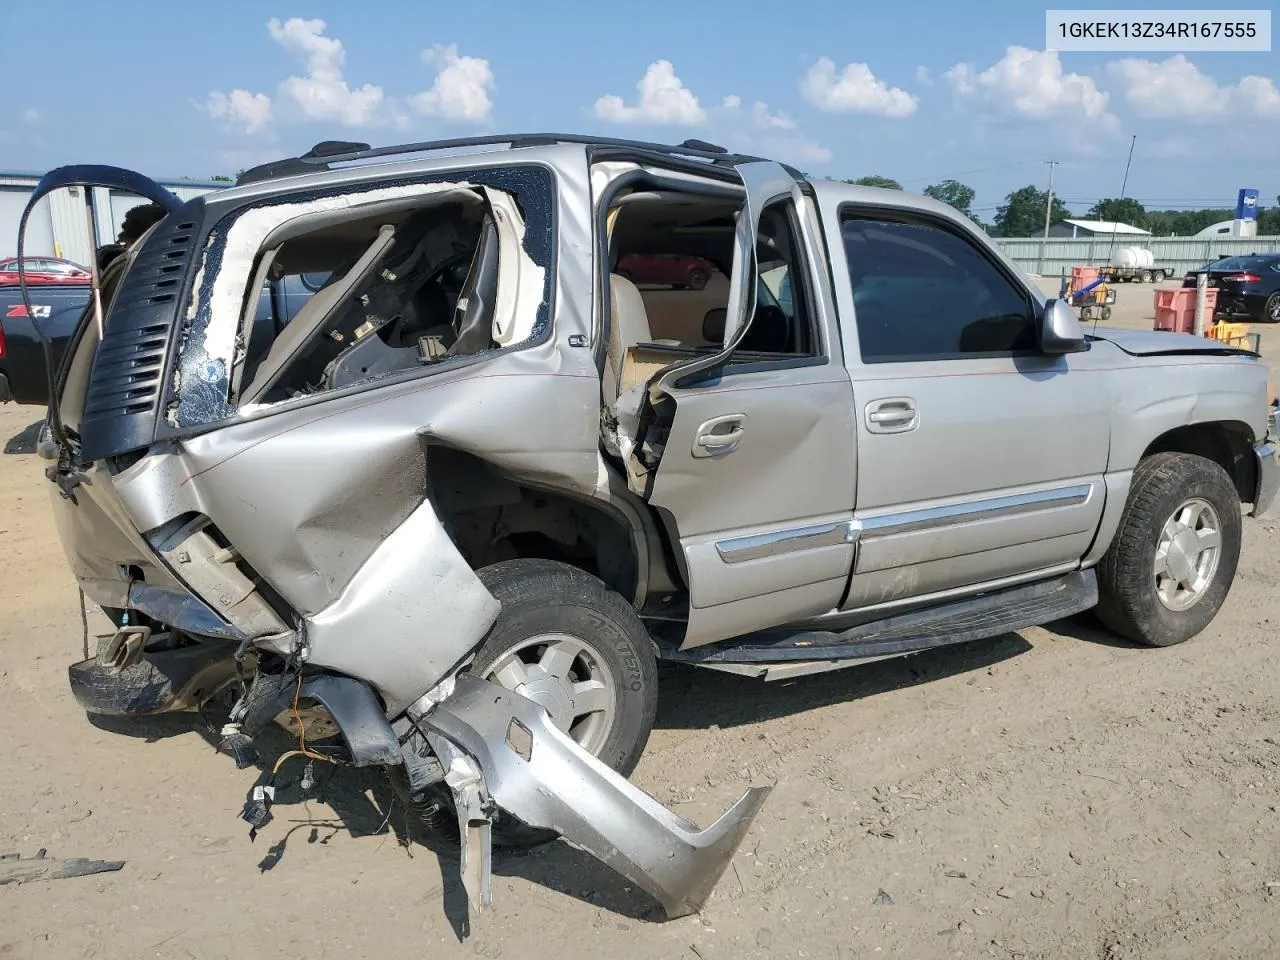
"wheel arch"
1139,420,1258,506
424,445,683,607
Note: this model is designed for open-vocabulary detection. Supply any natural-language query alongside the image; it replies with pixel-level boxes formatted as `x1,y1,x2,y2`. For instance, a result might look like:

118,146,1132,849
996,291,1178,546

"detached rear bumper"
1254,429,1278,518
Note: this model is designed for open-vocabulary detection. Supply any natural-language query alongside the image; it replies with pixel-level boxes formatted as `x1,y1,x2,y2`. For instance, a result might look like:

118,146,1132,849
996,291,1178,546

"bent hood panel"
1088,326,1256,357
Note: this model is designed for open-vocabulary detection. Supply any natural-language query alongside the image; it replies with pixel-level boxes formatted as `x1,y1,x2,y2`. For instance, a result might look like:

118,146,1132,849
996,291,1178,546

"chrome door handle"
865,398,917,434
692,415,747,458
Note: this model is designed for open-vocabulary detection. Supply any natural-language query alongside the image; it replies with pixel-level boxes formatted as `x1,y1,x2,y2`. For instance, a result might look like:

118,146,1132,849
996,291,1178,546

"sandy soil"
2,282,1279,960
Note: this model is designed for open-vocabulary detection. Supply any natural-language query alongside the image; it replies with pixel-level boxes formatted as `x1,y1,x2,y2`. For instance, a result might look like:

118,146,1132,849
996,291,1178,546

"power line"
896,159,1044,185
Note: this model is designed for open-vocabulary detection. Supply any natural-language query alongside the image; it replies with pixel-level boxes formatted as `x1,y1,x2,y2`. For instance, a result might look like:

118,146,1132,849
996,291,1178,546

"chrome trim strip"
857,484,1094,539
801,561,1083,625
716,519,857,564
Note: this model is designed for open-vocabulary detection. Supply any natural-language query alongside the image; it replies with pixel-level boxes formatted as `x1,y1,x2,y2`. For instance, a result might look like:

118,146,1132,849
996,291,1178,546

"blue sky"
2,0,1276,217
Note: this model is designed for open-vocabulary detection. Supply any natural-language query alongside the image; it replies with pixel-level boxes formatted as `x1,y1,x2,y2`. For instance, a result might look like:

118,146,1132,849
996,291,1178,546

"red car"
0,257,92,286
615,253,714,290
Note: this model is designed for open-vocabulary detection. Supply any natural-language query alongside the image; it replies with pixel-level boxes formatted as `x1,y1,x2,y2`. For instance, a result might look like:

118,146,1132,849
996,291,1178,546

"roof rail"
235,133,797,186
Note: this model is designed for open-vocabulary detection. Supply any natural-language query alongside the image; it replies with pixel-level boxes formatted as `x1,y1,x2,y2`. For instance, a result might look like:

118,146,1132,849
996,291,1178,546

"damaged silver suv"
20,134,1278,919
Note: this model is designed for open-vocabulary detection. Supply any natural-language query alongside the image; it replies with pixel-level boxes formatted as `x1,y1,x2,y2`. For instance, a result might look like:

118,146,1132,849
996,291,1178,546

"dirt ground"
2,282,1279,960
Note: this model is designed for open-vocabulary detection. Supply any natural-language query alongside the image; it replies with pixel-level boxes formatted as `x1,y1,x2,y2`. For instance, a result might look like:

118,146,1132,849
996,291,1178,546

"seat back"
604,273,654,403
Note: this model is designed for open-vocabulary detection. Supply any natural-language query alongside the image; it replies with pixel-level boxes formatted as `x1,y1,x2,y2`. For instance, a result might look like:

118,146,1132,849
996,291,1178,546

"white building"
0,171,230,266
1046,219,1152,239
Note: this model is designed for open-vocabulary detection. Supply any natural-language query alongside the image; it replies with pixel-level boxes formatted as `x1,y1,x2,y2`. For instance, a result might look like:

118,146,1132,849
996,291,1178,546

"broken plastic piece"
241,781,276,835
431,735,494,914
97,625,151,673
415,674,771,919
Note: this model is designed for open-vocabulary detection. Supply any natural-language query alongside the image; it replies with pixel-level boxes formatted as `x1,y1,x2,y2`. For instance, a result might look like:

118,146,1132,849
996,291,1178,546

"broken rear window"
164,166,553,428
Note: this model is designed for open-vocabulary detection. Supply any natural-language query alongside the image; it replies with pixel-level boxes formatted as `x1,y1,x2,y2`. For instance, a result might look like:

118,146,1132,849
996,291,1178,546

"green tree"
923,179,976,217
845,175,902,190
210,175,233,183
992,185,1071,237
1087,197,1146,228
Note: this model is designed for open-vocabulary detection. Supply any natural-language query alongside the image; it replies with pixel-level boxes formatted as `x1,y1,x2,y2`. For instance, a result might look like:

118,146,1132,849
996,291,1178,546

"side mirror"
1038,298,1087,355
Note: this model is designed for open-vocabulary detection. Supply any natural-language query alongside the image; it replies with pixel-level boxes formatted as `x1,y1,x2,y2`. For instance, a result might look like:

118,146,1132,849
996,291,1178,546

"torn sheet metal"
416,674,771,919
480,186,546,348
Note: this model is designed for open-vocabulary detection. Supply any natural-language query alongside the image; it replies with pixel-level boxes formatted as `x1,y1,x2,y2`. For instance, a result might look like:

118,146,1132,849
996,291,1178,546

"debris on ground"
0,849,125,885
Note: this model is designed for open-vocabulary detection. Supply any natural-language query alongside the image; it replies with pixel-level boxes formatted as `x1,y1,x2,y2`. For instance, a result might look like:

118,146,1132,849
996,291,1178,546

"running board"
661,569,1097,666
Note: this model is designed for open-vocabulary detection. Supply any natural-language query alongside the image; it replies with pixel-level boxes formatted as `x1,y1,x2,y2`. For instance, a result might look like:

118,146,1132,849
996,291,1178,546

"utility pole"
1042,160,1058,239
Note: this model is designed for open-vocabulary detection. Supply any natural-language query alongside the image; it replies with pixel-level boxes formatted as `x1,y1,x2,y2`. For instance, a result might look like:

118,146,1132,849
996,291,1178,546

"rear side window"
840,212,1037,363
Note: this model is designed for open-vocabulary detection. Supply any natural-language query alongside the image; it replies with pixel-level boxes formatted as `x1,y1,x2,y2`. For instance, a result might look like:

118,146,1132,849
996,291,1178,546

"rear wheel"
1095,452,1242,646
393,559,658,847
1140,270,1153,283
1154,270,1167,282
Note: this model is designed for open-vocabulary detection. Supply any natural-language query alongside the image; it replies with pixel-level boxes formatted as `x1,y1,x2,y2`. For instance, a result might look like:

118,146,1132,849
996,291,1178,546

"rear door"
631,163,857,648
825,200,1112,611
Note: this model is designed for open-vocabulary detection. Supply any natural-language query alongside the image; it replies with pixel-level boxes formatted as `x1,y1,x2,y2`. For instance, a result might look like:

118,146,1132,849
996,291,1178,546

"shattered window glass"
165,166,553,428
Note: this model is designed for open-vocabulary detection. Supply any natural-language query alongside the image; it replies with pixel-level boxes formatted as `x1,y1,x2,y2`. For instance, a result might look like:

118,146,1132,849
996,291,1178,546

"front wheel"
1095,452,1242,646
395,559,658,847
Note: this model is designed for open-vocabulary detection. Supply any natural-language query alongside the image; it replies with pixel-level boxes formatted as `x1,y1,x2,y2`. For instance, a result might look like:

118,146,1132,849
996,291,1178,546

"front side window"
840,212,1036,363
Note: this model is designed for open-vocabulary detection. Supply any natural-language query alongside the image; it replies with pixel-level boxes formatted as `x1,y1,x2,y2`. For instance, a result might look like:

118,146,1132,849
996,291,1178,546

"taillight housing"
1225,273,1260,283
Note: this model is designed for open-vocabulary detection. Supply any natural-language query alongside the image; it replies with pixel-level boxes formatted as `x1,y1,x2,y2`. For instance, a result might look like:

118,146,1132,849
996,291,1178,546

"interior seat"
605,273,682,403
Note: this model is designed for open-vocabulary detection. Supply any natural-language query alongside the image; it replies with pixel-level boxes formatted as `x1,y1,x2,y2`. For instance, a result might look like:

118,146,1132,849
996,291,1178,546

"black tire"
1140,270,1153,283
1154,270,1167,282
1265,292,1280,324
1094,452,1242,647
394,559,658,848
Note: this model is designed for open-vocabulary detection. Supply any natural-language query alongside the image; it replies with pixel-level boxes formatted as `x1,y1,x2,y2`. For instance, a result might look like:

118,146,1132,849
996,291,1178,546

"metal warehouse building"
0,173,229,266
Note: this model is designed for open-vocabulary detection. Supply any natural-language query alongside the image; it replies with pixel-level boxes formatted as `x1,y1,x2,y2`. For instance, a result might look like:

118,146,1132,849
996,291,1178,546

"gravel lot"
2,281,1278,959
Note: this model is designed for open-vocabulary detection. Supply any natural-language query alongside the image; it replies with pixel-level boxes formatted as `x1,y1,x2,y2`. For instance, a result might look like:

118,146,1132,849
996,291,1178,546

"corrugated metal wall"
995,236,1280,277
1,177,227,266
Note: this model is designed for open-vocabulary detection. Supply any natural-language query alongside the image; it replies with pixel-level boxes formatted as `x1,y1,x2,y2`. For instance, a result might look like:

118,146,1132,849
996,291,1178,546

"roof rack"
235,133,796,187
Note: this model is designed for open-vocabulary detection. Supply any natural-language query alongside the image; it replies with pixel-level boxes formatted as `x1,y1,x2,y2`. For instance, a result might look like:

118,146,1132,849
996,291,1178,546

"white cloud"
594,60,707,125
205,89,274,135
944,46,1113,124
266,17,385,126
21,108,41,125
409,44,495,123
1107,54,1280,120
801,58,918,118
718,97,831,165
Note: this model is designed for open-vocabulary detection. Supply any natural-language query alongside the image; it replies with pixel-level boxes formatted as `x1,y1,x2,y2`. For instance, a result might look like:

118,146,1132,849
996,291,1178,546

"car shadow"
80,620,1138,936
654,632,1034,731
3,419,43,455
1039,612,1146,650
87,692,664,939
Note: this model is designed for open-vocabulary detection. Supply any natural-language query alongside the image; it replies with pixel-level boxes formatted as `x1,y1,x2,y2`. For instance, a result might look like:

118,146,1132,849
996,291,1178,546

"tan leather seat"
605,273,653,402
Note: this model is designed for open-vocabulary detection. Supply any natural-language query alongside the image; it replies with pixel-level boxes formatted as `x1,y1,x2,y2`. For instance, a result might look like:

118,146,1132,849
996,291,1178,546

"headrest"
702,307,727,344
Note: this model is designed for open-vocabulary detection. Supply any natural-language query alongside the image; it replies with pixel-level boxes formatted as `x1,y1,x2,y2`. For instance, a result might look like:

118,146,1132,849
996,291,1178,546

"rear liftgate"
407,674,771,919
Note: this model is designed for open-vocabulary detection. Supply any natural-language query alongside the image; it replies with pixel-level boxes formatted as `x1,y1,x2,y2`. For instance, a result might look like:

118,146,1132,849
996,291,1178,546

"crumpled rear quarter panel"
109,149,601,714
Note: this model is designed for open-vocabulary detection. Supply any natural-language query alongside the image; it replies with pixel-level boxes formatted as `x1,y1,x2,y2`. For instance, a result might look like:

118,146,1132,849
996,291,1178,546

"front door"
826,202,1112,610
631,164,857,648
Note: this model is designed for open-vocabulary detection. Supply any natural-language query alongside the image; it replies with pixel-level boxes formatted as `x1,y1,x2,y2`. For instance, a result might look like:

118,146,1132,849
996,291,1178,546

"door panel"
832,207,1113,609
648,373,856,638
635,162,858,648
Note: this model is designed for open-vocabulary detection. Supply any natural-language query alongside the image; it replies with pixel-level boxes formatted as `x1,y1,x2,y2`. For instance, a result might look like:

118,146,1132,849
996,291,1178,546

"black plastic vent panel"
79,203,204,461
